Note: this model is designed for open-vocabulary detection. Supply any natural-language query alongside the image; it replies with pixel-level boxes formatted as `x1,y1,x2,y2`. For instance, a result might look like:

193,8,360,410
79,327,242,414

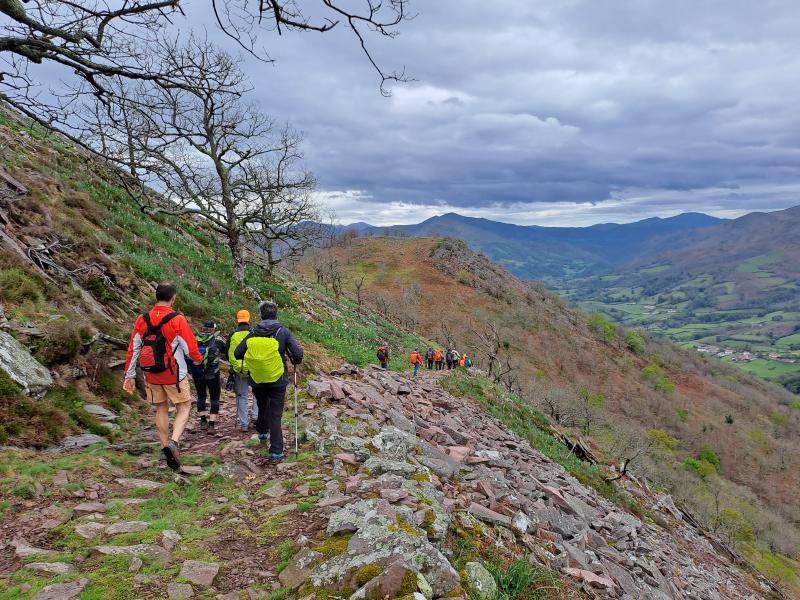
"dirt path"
0,382,331,599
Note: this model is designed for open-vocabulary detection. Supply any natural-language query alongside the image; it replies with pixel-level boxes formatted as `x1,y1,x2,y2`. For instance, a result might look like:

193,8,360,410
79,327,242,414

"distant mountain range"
344,211,726,280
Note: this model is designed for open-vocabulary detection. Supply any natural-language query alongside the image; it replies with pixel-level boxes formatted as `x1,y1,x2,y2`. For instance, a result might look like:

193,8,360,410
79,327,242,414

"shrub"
676,408,688,422
769,412,786,428
725,414,734,425
37,319,83,365
647,429,680,451
655,378,676,394
641,364,675,394
0,268,43,304
699,445,721,472
588,313,616,343
683,457,717,479
12,483,36,498
624,331,646,354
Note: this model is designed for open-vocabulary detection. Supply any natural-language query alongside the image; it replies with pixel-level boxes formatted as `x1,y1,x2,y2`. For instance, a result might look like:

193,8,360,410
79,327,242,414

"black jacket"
192,335,226,381
233,319,303,387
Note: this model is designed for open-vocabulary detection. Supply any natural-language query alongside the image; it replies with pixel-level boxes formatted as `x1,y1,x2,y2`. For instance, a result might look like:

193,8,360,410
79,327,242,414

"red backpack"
138,312,180,374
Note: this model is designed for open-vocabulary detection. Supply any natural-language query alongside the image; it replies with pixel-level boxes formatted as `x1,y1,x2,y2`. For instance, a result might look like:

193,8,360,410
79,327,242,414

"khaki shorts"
145,380,192,405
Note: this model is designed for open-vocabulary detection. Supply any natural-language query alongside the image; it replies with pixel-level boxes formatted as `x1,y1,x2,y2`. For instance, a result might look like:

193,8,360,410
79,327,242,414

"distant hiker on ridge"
123,282,202,471
226,309,257,433
192,320,226,435
409,348,424,377
434,348,444,371
445,348,454,370
426,347,435,370
377,342,390,370
233,301,303,462
452,349,461,369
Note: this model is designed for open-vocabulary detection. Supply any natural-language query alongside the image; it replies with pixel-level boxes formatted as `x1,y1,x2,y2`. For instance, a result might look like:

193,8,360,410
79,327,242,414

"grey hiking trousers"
234,373,258,430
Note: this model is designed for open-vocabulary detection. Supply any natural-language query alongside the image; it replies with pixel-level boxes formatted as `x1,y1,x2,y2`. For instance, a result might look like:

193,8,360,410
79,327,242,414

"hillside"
356,212,724,280
300,235,800,588
559,206,800,391
0,110,797,599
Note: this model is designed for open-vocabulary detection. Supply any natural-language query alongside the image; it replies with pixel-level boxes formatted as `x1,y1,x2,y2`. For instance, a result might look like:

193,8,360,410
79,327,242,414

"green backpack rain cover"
244,328,285,384
228,329,251,374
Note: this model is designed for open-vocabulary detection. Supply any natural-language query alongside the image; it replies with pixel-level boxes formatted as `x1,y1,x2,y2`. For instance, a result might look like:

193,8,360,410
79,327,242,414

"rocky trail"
0,365,783,599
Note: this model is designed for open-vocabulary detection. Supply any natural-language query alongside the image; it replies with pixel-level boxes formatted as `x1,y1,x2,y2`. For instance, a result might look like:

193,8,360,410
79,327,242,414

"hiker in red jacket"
123,282,202,471
409,349,424,377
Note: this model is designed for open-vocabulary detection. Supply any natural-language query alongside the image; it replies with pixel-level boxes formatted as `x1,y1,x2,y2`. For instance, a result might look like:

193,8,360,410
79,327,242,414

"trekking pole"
293,365,299,457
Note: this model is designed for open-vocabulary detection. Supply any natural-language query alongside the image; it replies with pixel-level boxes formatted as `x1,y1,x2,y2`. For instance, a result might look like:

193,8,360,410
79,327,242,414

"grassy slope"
299,236,800,588
0,110,796,593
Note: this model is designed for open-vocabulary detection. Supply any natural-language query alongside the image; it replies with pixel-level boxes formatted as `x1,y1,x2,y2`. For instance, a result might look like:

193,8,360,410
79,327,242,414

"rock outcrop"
0,330,52,396
289,365,774,599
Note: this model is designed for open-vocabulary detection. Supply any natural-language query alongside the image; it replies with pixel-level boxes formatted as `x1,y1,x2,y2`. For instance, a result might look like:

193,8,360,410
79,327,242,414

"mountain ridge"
344,211,728,280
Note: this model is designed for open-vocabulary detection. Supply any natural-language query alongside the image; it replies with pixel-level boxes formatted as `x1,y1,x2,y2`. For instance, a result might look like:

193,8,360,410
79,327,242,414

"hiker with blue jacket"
193,320,227,434
233,301,303,462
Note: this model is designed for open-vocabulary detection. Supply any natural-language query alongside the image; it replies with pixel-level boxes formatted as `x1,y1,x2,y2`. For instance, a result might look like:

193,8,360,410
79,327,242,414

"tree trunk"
229,235,245,287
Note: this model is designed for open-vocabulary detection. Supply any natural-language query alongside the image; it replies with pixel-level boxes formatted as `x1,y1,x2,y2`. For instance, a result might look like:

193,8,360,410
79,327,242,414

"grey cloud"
179,1,800,221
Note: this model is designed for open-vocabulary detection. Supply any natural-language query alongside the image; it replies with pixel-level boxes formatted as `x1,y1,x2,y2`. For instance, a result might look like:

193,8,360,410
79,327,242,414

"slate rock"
53,434,106,451
350,561,418,599
106,521,149,535
161,530,182,551
23,562,76,576
180,465,205,475
217,462,250,481
31,579,88,600
73,502,106,515
464,562,497,600
167,582,195,598
84,403,118,421
75,522,106,540
278,548,324,589
116,478,163,491
0,330,52,395
179,560,220,586
12,538,53,558
307,381,332,399
468,502,511,527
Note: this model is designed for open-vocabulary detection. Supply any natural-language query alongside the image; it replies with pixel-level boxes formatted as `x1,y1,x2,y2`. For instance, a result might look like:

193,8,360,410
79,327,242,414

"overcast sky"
166,1,800,225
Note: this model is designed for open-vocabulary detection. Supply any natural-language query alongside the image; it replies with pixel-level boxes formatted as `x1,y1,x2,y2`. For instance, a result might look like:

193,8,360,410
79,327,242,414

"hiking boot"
199,415,208,430
163,440,181,471
269,452,286,463
240,426,249,433
159,449,167,462
208,421,216,435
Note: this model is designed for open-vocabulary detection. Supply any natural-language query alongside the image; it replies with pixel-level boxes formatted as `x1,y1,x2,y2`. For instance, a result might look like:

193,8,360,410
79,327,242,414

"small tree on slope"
88,36,318,285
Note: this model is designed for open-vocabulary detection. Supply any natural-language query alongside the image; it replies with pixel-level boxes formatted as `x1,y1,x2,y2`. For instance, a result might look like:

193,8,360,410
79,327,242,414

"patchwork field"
556,255,800,392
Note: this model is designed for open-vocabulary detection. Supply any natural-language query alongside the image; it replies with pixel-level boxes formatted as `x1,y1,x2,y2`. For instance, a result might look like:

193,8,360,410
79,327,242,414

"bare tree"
439,320,456,349
88,37,316,285
373,293,391,320
469,319,505,379
353,273,366,315
605,432,653,482
1,0,412,137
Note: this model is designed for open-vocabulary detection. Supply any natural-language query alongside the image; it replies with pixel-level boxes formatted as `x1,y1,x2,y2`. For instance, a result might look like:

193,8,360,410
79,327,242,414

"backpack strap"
157,311,180,328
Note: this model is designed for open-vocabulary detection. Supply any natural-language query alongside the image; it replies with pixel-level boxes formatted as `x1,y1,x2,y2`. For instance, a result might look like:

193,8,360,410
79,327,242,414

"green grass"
485,559,562,600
